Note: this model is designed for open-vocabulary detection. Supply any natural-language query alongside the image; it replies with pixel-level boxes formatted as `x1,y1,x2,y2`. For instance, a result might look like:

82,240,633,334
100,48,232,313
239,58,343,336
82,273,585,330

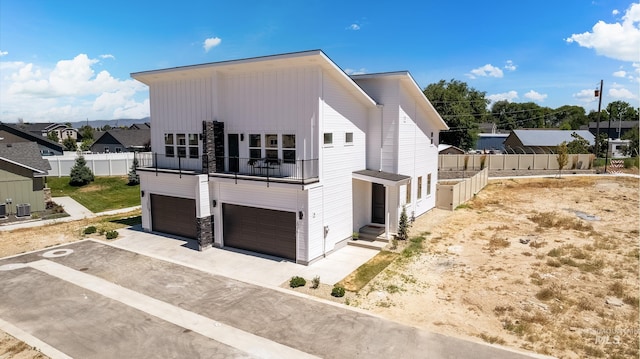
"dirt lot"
1,176,638,359
343,176,639,359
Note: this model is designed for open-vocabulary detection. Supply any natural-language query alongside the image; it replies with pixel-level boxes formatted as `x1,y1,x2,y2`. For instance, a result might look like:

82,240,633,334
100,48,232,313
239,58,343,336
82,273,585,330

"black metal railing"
210,157,319,184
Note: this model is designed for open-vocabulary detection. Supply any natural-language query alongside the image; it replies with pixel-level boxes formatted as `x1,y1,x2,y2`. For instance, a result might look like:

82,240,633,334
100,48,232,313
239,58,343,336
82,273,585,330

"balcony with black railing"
140,153,319,185
210,157,319,184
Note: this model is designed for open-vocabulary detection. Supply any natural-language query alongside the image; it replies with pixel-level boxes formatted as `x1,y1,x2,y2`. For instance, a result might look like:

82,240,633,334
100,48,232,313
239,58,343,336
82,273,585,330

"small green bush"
311,275,320,289
331,285,346,297
289,276,306,288
105,230,119,240
84,226,97,234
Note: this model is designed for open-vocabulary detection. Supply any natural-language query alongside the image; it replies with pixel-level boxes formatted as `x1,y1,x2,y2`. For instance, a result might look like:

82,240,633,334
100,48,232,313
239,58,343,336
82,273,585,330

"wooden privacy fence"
436,168,489,211
438,153,594,171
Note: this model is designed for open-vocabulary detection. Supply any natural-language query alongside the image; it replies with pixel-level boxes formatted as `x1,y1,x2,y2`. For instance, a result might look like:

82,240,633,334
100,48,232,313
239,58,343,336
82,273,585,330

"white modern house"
131,50,448,265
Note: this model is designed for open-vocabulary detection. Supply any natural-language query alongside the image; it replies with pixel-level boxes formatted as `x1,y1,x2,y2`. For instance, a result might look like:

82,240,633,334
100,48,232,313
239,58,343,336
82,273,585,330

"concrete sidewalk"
0,196,140,232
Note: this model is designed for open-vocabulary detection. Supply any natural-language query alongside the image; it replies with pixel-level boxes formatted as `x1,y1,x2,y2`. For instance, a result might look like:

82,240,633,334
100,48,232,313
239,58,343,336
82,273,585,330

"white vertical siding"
319,72,369,251
352,179,370,232
307,185,324,261
138,171,199,232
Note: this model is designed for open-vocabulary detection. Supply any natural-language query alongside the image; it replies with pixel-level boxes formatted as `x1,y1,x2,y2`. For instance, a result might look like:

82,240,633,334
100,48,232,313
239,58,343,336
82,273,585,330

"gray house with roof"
0,123,64,155
0,142,52,214
503,129,595,154
90,129,151,153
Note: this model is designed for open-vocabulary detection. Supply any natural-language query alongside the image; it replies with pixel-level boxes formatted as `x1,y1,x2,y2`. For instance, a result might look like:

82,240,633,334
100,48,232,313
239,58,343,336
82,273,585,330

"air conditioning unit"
16,203,31,217
0,203,6,218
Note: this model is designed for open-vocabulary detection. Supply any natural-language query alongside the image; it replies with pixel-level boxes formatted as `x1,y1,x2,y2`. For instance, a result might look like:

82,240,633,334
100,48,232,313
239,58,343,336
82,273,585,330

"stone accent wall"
201,121,225,173
196,215,214,250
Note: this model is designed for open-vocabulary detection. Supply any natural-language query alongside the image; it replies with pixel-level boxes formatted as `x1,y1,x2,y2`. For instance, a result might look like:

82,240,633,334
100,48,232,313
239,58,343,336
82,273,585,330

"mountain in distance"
68,117,150,129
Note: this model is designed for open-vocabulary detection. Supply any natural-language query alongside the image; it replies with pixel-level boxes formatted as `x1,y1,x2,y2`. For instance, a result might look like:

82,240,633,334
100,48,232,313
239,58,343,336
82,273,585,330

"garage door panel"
151,194,197,239
223,204,296,260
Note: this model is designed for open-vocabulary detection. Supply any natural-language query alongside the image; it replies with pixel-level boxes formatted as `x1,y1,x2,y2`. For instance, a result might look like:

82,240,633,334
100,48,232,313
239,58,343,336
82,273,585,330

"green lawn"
47,176,141,213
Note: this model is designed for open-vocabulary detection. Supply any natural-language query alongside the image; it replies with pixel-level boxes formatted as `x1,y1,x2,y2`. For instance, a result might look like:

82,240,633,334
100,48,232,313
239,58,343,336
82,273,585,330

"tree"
127,157,140,185
47,131,59,143
80,138,94,151
101,124,112,131
556,141,568,178
79,125,94,141
423,79,488,150
62,137,77,151
621,125,639,157
397,206,411,240
69,156,94,186
566,133,591,154
554,105,587,130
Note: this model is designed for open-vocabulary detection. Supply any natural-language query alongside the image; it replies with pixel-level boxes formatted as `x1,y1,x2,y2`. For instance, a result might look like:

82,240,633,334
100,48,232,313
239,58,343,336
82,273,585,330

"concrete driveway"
0,240,550,359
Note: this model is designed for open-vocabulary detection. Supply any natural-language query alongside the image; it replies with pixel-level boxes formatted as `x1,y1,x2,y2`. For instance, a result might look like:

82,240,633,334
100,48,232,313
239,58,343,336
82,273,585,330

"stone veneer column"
196,216,214,250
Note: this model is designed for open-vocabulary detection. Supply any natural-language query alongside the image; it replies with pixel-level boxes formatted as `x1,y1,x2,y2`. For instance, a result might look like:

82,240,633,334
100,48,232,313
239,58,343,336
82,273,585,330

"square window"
249,149,262,160
283,149,295,164
177,134,186,146
189,147,198,158
188,134,198,146
266,134,278,148
265,149,278,160
345,132,353,144
249,134,261,147
165,146,175,157
324,133,333,145
283,134,295,148
177,146,186,158
164,133,174,145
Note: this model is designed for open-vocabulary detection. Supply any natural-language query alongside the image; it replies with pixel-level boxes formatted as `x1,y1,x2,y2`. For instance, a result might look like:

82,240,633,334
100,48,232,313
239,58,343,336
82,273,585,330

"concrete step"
359,225,385,236
347,239,388,251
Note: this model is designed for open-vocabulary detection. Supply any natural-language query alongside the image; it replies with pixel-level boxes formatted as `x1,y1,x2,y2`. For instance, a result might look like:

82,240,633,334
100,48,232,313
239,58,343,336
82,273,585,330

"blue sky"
1,0,638,123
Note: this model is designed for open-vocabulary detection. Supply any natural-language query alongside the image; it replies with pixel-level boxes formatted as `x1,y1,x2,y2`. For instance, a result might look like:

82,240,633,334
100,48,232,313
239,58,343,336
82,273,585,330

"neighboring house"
90,129,151,153
131,50,448,264
476,133,509,153
503,129,595,154
0,142,51,215
581,120,639,140
607,138,632,158
0,123,64,155
130,122,151,130
8,122,79,143
438,144,465,154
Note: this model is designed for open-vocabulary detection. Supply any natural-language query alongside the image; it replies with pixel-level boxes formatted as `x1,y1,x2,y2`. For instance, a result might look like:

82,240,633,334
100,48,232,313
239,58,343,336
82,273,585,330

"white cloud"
504,60,517,71
566,2,640,62
609,87,637,99
487,91,518,103
344,68,367,75
573,88,599,103
0,54,149,122
613,9,620,16
467,64,504,79
100,54,115,60
347,24,360,30
613,70,627,77
203,37,222,52
0,50,7,57
524,90,548,102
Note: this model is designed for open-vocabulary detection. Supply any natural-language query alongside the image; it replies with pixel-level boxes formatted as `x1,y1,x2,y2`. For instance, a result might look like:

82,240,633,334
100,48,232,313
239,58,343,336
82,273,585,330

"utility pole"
594,80,603,160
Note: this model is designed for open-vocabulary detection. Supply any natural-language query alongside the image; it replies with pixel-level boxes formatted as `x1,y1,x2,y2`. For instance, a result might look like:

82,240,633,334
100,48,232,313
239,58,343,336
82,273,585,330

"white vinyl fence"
46,152,153,177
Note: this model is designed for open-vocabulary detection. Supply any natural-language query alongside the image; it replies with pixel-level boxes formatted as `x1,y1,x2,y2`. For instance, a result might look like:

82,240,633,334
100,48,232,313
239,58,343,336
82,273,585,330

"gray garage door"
151,194,197,239
222,204,296,261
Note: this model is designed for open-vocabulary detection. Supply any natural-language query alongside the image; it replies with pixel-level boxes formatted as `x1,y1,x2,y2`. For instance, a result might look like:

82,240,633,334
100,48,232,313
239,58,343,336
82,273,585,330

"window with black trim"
164,133,174,157
324,133,333,145
188,134,198,158
345,132,353,144
265,134,278,160
249,134,262,159
283,134,295,163
176,134,186,158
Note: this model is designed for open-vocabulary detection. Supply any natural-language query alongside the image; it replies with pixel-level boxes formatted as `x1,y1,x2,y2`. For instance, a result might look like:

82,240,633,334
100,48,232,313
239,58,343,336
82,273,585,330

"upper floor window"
345,132,353,144
164,133,175,157
324,133,333,145
249,134,262,159
265,134,278,160
176,134,186,158
283,134,296,164
188,134,199,158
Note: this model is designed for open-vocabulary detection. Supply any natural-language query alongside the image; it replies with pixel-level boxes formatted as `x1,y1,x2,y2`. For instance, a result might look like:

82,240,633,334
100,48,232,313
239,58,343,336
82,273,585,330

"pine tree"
128,157,140,185
397,206,411,240
69,155,94,186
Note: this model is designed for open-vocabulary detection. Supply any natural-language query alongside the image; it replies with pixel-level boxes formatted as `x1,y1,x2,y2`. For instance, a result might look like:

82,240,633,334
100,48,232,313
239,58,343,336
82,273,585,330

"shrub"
105,230,119,240
69,155,94,186
127,157,140,186
331,285,346,297
289,276,306,288
397,206,411,240
311,276,320,289
84,226,97,234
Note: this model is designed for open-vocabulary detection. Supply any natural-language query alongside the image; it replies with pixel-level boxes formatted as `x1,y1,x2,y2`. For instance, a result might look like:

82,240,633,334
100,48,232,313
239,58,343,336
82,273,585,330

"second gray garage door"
222,204,296,261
